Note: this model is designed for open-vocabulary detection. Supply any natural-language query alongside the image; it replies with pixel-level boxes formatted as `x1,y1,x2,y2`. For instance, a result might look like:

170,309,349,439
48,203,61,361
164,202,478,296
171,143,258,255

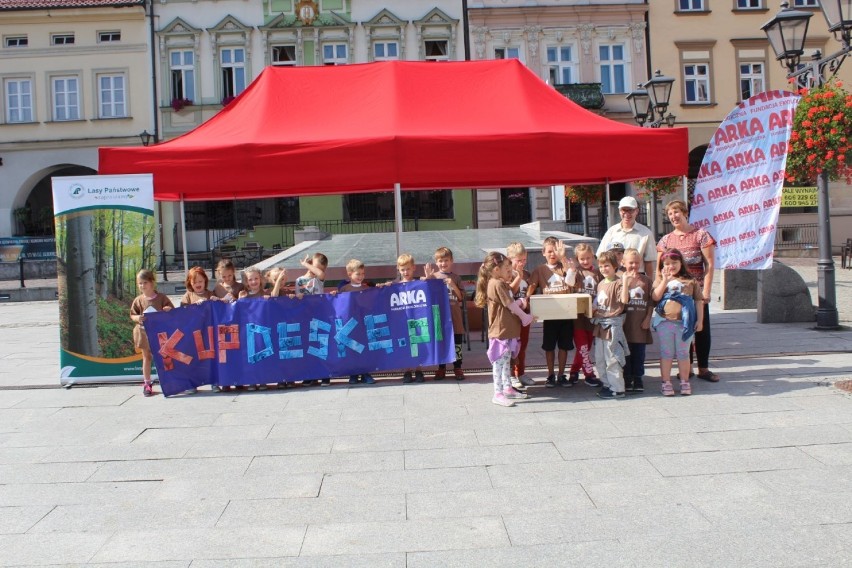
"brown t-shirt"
657,228,716,291
339,282,369,293
214,281,244,301
487,277,520,340
130,292,174,323
654,277,702,321
592,278,625,340
572,266,602,331
431,272,465,334
528,263,571,296
180,289,215,306
623,273,654,344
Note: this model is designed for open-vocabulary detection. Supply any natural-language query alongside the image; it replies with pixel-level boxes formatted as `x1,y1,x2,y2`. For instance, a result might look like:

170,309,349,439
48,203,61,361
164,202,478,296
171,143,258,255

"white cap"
618,196,639,210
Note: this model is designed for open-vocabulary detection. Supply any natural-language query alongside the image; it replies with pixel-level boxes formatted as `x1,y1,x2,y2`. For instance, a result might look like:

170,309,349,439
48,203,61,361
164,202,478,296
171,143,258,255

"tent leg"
394,183,403,258
605,180,611,230
180,196,189,272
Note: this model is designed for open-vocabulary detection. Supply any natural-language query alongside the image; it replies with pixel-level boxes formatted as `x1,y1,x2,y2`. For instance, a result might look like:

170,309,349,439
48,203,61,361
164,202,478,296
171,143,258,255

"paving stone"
404,442,561,469
300,517,507,555
407,541,634,568
268,418,404,439
319,466,491,496
190,554,404,567
698,424,852,452
0,461,100,484
646,446,824,477
488,456,662,488
0,480,162,507
555,433,717,460
90,526,306,562
184,437,334,459
0,532,112,565
133,424,274,444
88,456,253,482
247,451,403,475
800,442,852,466
42,443,193,463
0,446,56,465
406,484,594,519
694,491,852,530
749,465,852,496
156,473,322,501
403,413,541,435
330,430,479,453
0,505,52,534
218,494,406,526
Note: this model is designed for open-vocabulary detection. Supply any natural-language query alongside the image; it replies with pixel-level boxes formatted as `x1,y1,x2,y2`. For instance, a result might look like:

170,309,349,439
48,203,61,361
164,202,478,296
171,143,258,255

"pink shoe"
661,381,675,397
680,380,692,396
492,393,516,407
503,386,529,400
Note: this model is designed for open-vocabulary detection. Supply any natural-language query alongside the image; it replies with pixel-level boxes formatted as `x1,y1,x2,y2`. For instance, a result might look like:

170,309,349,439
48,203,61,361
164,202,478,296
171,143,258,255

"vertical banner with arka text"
690,90,800,270
52,174,156,384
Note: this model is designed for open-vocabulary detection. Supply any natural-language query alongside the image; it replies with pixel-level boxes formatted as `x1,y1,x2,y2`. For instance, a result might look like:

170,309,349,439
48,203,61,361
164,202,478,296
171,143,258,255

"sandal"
661,381,675,397
697,370,719,382
680,380,692,396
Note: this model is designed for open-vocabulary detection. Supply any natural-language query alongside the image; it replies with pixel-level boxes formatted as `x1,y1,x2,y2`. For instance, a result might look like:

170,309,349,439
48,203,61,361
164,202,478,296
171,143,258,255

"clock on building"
296,0,318,26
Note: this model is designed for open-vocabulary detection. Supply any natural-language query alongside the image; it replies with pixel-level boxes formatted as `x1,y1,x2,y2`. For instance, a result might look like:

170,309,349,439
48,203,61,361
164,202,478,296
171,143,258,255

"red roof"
0,0,143,9
100,60,689,202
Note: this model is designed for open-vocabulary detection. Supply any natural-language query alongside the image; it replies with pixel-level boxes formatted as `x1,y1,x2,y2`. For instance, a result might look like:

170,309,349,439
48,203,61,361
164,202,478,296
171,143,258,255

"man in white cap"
596,196,656,275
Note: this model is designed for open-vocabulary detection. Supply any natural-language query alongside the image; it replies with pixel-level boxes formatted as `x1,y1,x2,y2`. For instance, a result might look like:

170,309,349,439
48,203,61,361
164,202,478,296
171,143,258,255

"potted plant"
632,176,681,201
563,184,605,203
170,97,193,112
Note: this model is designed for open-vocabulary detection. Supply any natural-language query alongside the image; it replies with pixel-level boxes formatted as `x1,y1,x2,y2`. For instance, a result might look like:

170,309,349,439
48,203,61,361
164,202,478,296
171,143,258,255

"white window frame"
322,43,348,65
98,31,121,43
271,44,297,66
598,42,628,94
736,0,763,9
494,46,521,60
52,75,80,121
220,47,246,98
793,0,818,7
424,40,449,62
683,63,711,103
169,49,195,102
373,41,399,61
738,62,765,101
678,0,705,11
546,44,577,85
97,73,126,118
51,33,75,46
4,77,33,123
4,36,28,47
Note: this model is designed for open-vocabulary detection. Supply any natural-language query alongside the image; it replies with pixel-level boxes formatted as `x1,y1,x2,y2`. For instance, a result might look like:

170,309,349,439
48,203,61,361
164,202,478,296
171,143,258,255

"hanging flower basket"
221,95,236,107
786,80,852,185
632,176,681,201
170,98,193,112
564,184,605,204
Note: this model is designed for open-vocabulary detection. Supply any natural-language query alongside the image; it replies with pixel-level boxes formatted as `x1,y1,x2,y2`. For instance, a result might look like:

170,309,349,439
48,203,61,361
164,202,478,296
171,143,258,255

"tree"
63,212,100,356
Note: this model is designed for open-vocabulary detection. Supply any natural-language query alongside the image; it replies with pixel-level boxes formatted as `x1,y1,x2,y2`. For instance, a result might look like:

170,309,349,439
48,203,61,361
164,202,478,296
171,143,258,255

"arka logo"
69,184,84,199
390,289,427,307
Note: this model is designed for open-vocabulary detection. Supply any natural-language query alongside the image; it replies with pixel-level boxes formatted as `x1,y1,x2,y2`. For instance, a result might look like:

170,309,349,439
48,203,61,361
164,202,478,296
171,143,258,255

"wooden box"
529,294,592,320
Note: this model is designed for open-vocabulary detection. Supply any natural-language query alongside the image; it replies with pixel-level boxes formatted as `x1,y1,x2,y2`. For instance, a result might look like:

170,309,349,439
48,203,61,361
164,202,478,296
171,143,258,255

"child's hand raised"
300,255,312,267
423,262,435,278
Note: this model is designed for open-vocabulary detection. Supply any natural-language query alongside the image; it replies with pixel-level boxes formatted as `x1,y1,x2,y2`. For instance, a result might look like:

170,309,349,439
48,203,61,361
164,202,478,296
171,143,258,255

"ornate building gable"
362,8,406,61
206,14,253,48
413,7,458,60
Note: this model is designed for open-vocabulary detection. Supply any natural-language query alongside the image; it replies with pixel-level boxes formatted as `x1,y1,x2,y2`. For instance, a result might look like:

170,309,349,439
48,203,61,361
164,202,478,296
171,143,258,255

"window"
4,36,27,47
547,45,576,85
500,188,532,226
52,76,79,120
678,0,705,11
169,50,195,102
271,45,296,66
220,47,246,98
51,34,74,45
98,74,126,118
599,44,627,94
424,40,449,61
739,62,764,101
98,31,121,43
345,190,453,220
494,47,520,60
736,0,763,8
4,78,33,123
793,0,818,6
373,41,399,61
322,43,348,65
683,63,710,103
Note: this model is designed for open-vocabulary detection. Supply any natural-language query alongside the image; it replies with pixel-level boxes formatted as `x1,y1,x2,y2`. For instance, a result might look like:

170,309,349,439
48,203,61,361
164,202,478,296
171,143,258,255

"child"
474,252,534,407
238,267,270,391
268,267,292,390
568,243,603,388
591,251,630,399
395,253,425,383
621,248,654,393
294,252,327,299
130,269,174,397
339,259,375,385
608,242,626,272
423,247,465,380
507,242,534,388
526,236,574,388
294,252,329,385
652,248,704,396
264,267,284,293
180,266,217,306
213,259,244,303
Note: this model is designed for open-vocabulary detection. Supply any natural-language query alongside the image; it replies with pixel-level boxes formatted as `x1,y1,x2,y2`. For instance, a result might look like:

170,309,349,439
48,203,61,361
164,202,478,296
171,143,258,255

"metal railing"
774,223,818,249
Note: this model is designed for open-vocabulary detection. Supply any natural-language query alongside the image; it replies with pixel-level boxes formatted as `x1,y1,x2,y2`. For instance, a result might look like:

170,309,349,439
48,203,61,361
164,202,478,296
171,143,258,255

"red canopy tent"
99,59,688,259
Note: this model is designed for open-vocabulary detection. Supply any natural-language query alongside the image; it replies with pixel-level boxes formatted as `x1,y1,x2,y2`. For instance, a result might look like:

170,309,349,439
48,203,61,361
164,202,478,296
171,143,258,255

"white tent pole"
605,180,611,228
394,182,402,258
180,195,189,272
683,174,689,203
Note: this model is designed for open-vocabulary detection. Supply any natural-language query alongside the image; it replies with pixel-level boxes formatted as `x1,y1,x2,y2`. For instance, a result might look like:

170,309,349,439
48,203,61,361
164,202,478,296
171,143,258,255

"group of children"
131,239,703,402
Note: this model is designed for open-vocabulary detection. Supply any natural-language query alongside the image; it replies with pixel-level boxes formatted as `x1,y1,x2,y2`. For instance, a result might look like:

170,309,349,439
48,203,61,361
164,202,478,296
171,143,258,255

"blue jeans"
625,342,646,378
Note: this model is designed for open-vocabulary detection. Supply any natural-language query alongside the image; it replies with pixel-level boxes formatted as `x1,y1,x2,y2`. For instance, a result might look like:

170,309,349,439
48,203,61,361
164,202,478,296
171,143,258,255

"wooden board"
529,294,592,320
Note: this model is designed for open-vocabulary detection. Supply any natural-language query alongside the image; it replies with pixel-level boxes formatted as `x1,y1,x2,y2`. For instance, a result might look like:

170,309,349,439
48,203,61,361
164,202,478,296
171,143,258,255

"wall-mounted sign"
781,186,817,208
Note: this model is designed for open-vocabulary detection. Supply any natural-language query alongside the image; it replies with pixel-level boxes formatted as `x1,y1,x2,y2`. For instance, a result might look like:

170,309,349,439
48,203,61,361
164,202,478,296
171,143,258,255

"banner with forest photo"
52,175,156,384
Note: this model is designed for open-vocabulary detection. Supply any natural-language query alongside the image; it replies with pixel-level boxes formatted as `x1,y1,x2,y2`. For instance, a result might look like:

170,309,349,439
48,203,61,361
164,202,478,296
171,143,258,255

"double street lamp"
626,70,677,237
761,1,851,330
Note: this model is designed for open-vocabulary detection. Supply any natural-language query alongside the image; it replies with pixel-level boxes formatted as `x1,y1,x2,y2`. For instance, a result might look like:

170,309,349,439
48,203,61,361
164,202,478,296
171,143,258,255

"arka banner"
142,279,455,397
690,90,800,270
52,174,156,385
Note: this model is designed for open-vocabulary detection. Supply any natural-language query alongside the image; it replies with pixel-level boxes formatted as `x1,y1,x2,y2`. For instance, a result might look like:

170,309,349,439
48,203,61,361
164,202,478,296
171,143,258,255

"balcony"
554,83,605,110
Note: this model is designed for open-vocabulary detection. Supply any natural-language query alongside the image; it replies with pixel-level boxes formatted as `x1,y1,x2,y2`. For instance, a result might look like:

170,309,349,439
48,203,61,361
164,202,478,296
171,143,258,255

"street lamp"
761,1,852,330
139,130,154,147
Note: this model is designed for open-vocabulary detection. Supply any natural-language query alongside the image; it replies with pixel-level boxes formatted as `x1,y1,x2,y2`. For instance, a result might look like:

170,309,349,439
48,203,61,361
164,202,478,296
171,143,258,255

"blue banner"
143,280,455,396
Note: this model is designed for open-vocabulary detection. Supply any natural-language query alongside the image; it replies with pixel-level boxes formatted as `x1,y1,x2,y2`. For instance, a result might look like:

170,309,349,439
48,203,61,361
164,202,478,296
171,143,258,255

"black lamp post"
626,71,677,237
139,130,153,147
762,1,851,330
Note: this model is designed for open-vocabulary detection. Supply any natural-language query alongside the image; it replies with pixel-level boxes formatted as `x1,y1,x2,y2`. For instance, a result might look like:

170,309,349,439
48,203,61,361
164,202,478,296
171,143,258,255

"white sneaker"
492,393,515,407
519,374,536,386
511,376,523,389
503,386,529,400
